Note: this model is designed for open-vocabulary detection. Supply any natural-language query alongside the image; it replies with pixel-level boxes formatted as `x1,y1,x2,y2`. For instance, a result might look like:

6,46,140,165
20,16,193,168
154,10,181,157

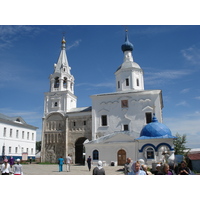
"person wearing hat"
1,159,11,175
154,163,162,175
13,159,23,175
92,160,105,175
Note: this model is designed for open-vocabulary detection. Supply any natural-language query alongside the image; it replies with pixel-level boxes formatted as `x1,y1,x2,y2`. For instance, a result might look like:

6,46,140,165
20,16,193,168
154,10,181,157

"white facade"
91,90,163,140
84,133,136,166
41,32,176,167
84,30,176,167
0,113,37,161
84,133,174,167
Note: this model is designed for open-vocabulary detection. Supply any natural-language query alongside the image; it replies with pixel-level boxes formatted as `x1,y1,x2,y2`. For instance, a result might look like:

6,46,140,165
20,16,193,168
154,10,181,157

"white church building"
41,31,176,166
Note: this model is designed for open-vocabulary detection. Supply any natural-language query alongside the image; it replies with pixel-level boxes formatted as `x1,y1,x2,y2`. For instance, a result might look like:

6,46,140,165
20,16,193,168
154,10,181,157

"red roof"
188,152,200,160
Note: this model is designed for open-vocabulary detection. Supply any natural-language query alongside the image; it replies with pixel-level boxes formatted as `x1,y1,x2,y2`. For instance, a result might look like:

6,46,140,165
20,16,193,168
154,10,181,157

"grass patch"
38,162,56,165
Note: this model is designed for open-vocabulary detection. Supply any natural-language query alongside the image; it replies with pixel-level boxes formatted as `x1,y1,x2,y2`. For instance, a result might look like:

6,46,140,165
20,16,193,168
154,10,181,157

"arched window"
63,77,67,88
54,77,59,88
136,78,139,86
93,150,99,160
70,82,73,90
146,147,154,159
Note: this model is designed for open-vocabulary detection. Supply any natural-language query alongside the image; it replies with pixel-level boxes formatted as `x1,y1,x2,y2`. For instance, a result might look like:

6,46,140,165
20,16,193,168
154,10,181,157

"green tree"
36,141,41,152
173,133,190,155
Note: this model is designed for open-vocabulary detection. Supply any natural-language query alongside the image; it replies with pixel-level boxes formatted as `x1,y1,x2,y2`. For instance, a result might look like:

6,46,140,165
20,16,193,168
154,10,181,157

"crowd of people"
124,157,192,175
1,158,23,175
58,155,105,175
1,155,192,175
84,156,192,175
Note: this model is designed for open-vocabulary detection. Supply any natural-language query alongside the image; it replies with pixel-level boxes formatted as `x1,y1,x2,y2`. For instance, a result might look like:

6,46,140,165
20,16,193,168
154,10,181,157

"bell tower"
44,37,77,116
115,30,144,92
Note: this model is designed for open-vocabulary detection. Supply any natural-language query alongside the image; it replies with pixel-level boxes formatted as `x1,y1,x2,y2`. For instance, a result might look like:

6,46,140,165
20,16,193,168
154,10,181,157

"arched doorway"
75,137,87,165
117,149,126,166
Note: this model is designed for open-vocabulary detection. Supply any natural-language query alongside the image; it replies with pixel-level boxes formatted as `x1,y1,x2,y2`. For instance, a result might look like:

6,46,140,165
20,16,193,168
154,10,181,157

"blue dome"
121,31,133,52
138,115,174,139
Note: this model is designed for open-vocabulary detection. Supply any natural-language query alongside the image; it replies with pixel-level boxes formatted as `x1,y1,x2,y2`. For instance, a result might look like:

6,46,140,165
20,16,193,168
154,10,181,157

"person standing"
66,154,72,172
1,159,11,175
124,157,132,175
93,161,105,175
128,161,146,175
9,156,14,168
178,161,191,175
157,163,173,175
154,163,162,175
141,164,152,175
58,156,64,172
87,156,92,171
13,159,23,175
29,157,32,164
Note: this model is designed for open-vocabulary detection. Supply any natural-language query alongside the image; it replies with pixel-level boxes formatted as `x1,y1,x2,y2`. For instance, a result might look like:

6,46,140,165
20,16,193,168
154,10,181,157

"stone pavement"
22,163,125,175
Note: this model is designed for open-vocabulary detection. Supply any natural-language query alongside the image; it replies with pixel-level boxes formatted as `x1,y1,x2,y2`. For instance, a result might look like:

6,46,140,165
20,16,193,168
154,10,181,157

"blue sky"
0,25,200,148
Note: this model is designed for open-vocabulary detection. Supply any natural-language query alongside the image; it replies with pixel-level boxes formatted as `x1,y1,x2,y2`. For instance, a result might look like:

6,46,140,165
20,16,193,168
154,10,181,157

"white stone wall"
85,142,136,166
44,91,77,116
0,122,36,158
91,90,163,140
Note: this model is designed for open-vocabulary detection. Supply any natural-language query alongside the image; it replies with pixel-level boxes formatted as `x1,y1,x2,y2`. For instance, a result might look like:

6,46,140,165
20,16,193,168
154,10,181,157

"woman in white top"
1,159,11,175
13,159,23,175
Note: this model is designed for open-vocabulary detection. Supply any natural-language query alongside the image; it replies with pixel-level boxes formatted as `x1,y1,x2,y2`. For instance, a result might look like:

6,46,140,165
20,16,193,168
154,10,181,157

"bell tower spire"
50,37,74,93
43,37,77,116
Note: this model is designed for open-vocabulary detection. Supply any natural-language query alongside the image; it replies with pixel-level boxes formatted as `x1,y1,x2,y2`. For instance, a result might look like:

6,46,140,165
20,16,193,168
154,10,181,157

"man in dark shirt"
87,156,92,171
178,161,191,175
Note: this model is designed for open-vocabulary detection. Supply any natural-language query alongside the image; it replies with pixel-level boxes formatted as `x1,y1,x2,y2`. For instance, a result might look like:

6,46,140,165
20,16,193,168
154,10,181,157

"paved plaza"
20,163,125,175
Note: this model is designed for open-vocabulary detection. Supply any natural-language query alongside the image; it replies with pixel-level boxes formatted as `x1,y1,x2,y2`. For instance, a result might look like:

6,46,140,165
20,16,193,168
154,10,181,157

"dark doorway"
75,137,87,165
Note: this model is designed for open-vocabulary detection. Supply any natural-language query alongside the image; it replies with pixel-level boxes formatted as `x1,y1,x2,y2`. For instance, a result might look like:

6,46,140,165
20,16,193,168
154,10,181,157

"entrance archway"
117,149,126,166
75,137,87,165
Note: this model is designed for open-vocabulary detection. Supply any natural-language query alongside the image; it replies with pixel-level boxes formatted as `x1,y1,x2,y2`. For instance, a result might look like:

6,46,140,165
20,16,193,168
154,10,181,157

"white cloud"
180,88,190,94
132,26,179,36
176,101,188,107
181,45,200,66
164,115,200,148
145,69,191,86
0,63,21,82
0,107,42,125
76,81,115,89
67,39,82,50
0,25,42,50
195,96,200,100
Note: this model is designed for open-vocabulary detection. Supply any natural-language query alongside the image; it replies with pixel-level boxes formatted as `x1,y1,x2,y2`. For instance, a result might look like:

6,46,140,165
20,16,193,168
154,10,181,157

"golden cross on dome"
62,31,66,44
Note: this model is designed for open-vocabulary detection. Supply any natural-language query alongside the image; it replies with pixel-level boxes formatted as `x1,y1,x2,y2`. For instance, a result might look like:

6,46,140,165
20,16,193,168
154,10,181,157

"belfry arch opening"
54,77,59,88
63,77,67,88
75,137,87,165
